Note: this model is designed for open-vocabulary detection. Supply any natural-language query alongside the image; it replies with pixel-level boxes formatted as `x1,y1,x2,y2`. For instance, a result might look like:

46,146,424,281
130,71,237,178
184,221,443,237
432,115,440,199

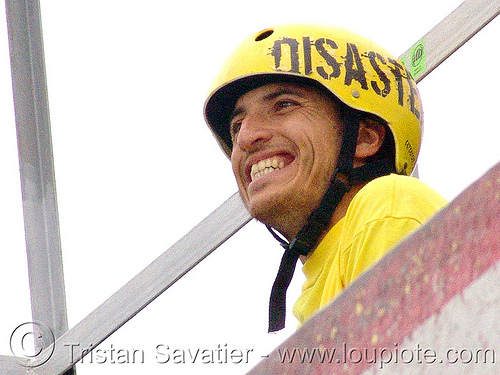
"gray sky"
1,0,499,374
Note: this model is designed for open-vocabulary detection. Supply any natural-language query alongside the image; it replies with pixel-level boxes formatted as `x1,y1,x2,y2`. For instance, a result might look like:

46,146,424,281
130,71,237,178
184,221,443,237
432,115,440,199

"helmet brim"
204,72,334,156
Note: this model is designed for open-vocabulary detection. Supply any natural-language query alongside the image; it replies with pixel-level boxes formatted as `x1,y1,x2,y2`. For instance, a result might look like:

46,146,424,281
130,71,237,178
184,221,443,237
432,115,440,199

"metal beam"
400,0,500,177
5,0,70,343
31,193,251,375
0,356,27,375
399,0,500,82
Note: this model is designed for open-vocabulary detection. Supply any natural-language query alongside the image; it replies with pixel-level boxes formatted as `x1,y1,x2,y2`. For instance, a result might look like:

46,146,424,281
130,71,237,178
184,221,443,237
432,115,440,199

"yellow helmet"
204,24,422,175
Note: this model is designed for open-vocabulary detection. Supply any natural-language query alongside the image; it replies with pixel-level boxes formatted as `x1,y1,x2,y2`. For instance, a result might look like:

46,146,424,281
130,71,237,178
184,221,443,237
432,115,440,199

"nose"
233,113,272,152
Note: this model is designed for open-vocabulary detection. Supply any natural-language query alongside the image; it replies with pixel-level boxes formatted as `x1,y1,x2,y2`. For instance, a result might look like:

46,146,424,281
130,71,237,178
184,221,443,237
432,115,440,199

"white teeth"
250,157,286,182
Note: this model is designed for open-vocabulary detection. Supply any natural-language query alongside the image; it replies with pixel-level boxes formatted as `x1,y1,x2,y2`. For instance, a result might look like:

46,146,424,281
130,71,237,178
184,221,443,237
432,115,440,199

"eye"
275,99,298,111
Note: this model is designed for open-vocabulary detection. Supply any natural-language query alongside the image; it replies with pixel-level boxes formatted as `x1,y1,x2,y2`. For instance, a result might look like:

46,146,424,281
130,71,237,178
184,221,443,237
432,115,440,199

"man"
204,24,447,332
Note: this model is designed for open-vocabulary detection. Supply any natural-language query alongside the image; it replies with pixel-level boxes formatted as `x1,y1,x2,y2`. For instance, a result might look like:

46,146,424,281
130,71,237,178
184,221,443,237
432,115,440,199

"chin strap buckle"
288,237,313,256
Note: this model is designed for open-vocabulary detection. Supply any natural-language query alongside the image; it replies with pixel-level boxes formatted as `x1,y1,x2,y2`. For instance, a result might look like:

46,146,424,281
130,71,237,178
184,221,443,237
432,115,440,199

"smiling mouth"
250,157,286,182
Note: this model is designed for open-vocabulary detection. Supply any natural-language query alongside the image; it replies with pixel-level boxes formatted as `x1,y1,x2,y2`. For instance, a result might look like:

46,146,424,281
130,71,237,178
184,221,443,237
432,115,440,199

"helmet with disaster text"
204,24,422,175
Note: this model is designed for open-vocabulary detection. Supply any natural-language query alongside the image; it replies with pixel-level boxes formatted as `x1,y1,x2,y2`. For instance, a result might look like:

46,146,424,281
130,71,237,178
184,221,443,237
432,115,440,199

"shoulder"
359,174,444,198
346,174,447,226
337,175,447,283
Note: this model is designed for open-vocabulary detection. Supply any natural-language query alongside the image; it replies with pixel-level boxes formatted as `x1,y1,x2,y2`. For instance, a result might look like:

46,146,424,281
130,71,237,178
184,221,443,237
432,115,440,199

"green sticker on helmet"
402,39,426,80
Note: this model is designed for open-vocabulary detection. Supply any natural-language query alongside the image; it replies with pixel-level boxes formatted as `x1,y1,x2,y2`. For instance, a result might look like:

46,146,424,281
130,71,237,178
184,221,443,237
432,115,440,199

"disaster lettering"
270,36,421,120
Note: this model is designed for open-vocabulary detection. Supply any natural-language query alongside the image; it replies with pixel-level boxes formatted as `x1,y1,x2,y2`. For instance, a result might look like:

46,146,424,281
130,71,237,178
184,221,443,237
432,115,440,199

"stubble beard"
246,184,328,241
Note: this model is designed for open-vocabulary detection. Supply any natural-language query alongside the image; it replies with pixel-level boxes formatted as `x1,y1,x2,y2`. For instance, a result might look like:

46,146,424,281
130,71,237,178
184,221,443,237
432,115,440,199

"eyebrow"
230,87,306,123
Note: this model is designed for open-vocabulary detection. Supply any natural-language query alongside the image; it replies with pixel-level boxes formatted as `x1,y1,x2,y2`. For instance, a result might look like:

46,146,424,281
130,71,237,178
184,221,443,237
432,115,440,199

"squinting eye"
277,100,296,109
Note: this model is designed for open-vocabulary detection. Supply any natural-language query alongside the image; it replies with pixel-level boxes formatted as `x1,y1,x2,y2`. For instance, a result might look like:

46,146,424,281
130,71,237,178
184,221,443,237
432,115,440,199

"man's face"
229,82,344,239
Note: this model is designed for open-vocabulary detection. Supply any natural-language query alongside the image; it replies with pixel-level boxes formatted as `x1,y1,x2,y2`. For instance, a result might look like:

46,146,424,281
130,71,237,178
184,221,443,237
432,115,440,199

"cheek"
305,122,342,160
315,120,343,158
230,151,246,187
320,134,342,162
302,129,342,185
230,155,239,179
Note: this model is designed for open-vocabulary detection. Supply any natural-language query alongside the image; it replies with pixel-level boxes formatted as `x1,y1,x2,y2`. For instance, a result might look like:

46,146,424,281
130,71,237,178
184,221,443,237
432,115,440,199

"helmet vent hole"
255,29,274,41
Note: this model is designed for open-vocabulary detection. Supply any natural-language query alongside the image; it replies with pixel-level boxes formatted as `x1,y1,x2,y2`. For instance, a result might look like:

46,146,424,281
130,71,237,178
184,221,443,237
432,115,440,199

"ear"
354,119,386,163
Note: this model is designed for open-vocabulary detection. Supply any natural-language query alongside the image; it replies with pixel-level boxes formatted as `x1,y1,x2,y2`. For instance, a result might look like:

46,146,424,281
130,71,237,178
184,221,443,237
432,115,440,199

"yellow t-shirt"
292,174,447,325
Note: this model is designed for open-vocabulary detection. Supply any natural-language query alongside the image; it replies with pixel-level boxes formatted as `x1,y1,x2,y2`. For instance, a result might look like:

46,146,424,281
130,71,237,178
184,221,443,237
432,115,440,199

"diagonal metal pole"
0,356,27,375
400,0,500,178
4,0,72,367
33,193,252,375
400,0,500,83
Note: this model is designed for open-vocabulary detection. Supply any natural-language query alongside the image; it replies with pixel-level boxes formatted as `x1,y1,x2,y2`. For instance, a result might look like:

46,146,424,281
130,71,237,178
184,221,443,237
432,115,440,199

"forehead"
235,82,325,108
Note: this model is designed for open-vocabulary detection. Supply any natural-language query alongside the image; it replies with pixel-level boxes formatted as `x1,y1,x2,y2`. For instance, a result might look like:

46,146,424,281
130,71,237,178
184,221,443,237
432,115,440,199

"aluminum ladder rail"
2,0,73,374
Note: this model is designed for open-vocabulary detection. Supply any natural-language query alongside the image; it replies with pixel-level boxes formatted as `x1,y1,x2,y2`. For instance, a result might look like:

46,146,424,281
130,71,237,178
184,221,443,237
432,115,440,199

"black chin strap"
267,155,395,332
267,174,349,332
267,107,362,333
